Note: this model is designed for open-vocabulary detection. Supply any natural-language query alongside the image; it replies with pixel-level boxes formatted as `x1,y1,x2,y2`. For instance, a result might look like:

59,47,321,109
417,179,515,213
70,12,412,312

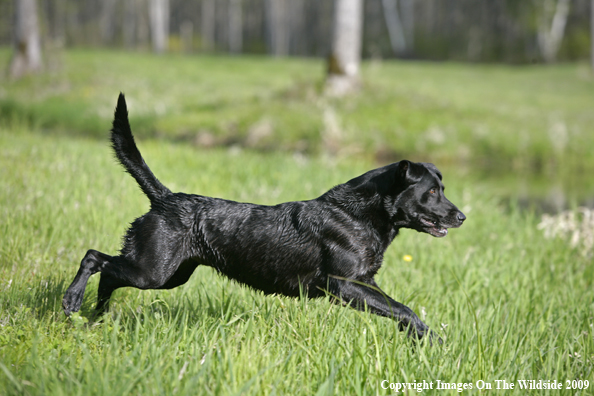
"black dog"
63,94,465,341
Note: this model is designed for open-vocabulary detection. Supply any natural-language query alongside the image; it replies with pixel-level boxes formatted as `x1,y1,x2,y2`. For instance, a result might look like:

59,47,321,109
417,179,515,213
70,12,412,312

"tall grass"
1,126,592,395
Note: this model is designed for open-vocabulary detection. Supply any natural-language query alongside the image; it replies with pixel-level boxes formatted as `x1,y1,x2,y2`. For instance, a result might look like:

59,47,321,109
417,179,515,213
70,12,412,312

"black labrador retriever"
63,94,466,342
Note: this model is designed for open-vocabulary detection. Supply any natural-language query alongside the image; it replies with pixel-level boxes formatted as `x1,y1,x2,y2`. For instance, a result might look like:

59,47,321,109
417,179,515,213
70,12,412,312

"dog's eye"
429,188,436,195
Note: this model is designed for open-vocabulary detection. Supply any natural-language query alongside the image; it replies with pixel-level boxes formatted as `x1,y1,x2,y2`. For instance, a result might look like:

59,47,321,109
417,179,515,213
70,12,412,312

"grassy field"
1,48,594,172
1,49,593,395
1,126,593,395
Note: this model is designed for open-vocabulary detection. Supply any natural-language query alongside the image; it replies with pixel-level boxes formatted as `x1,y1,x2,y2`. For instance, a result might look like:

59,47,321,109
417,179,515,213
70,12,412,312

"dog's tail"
111,93,171,203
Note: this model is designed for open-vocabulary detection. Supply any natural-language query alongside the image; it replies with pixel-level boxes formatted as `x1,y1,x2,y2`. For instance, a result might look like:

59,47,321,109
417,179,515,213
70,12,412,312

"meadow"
0,49,593,395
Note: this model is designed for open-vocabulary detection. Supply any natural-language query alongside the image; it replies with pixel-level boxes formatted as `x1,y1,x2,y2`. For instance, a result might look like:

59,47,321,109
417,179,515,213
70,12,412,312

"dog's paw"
62,289,83,316
62,298,77,316
426,329,443,346
407,322,442,346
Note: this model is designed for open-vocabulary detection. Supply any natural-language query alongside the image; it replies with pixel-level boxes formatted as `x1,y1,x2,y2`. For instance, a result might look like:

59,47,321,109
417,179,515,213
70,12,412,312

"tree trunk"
591,0,594,70
149,0,169,54
401,0,414,52
326,0,363,96
123,0,137,49
382,0,407,55
288,0,306,55
46,0,65,45
100,0,116,45
180,21,194,53
265,0,290,56
228,0,242,54
9,0,43,79
201,0,215,51
536,0,570,63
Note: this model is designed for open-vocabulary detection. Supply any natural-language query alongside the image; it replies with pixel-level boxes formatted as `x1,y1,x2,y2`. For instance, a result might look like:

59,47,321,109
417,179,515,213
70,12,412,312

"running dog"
63,94,466,342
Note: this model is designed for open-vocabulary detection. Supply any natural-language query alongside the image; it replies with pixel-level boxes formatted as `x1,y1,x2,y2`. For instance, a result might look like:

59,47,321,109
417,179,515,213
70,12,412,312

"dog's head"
394,161,465,237
347,160,466,237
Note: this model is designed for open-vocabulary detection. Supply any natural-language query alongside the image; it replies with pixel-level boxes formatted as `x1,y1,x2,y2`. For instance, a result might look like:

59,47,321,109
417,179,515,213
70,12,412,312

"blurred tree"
150,0,169,53
229,0,242,53
382,0,406,55
201,0,215,50
123,0,138,49
591,0,594,70
400,0,414,52
9,0,43,78
1,0,591,64
100,0,116,45
180,20,193,53
536,0,570,62
265,0,290,56
326,0,363,96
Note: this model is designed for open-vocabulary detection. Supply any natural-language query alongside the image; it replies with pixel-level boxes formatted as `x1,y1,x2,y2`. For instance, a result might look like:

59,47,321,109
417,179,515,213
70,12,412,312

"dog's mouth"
418,217,449,237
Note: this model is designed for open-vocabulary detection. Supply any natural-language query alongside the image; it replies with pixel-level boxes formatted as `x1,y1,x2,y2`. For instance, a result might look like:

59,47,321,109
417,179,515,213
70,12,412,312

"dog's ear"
397,160,423,184
421,162,442,180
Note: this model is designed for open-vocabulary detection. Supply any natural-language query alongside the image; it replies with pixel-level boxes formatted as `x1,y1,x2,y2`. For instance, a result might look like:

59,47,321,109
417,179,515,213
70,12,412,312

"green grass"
1,48,593,173
1,126,593,395
1,49,593,394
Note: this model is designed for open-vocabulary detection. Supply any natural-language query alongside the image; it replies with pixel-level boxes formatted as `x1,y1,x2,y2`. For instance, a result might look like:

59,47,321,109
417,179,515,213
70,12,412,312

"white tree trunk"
382,0,407,55
401,0,414,51
326,0,363,96
10,0,43,78
228,0,243,54
537,0,570,63
149,0,169,54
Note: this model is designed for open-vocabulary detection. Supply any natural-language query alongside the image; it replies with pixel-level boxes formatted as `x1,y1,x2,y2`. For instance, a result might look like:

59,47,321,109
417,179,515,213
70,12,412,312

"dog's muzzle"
418,211,465,238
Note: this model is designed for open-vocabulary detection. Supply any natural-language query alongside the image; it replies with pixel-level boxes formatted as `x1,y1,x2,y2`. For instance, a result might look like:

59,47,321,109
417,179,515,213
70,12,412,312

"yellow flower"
403,254,413,262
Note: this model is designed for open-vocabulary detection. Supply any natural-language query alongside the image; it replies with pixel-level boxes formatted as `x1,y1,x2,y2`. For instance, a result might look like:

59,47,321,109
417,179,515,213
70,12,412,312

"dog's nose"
457,212,466,222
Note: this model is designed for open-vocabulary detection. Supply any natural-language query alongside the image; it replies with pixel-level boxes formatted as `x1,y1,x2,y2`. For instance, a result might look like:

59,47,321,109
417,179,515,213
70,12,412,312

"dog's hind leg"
94,272,124,315
63,250,141,316
64,247,200,317
62,249,114,316
92,258,199,316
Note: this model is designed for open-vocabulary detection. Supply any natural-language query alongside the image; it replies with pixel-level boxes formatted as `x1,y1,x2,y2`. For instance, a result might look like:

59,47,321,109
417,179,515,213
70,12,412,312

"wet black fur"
62,93,466,341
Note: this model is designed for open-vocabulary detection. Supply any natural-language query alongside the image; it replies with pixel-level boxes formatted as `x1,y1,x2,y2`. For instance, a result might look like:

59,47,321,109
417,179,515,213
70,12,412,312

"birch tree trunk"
382,0,407,55
536,0,570,63
9,0,43,79
149,0,169,54
401,0,415,53
326,0,363,96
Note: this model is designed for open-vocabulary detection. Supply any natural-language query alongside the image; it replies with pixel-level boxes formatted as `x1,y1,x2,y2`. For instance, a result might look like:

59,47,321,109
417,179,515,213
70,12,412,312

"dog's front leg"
330,277,439,344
